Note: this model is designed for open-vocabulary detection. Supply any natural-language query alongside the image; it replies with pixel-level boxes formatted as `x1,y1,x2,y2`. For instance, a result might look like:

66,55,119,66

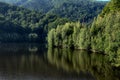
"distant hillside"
0,0,20,4
0,0,108,22
0,0,53,13
50,0,107,22
0,2,69,42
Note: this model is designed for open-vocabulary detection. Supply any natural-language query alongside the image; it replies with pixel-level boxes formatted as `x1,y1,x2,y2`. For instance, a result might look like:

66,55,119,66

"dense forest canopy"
0,2,69,42
0,0,107,22
49,0,107,22
1,0,120,76
0,0,108,42
101,0,120,16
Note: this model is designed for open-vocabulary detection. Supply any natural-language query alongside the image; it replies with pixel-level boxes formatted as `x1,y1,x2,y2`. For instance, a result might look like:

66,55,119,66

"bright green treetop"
101,0,120,16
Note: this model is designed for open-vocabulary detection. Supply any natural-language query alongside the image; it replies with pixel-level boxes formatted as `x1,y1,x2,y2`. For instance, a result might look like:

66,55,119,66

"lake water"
0,43,120,80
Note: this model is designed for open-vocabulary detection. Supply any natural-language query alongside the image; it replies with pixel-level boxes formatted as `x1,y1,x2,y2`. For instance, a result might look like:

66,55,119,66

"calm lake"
0,43,120,80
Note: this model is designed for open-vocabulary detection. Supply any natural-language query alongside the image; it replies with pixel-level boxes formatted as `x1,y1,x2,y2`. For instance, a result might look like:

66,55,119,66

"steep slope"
47,0,120,66
90,0,120,66
100,0,120,16
90,0,120,53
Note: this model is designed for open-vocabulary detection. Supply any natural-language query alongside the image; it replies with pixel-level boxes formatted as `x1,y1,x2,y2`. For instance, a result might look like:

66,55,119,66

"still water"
0,43,120,80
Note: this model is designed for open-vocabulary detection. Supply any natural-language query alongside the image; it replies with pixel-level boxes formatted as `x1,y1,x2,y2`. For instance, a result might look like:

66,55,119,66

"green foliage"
0,2,69,42
48,29,55,48
78,28,91,49
50,0,106,22
0,0,107,22
0,0,53,13
90,0,120,66
110,0,120,11
47,22,91,49
100,0,120,17
47,0,120,66
90,8,120,66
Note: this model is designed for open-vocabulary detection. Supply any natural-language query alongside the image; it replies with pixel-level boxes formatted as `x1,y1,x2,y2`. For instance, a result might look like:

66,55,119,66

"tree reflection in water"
47,48,120,80
0,44,120,80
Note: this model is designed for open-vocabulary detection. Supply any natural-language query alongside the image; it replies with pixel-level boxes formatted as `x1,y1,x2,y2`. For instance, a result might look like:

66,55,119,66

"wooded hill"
0,2,69,42
0,0,107,22
0,0,107,42
47,0,120,66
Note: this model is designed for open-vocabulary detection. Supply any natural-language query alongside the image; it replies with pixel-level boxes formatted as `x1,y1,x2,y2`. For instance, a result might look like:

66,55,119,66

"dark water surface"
0,43,120,80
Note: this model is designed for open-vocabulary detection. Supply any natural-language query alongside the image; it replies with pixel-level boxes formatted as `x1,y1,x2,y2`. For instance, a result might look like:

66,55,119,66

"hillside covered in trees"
49,0,107,22
0,0,107,22
48,0,120,66
0,0,107,42
0,2,69,42
1,0,120,80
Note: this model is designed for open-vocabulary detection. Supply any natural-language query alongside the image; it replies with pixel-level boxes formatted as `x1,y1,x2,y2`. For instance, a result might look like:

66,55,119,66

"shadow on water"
0,43,120,80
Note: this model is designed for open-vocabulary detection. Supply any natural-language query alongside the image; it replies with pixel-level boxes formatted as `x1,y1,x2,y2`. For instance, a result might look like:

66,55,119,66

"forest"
0,2,69,42
47,0,120,66
0,0,106,42
0,0,120,66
